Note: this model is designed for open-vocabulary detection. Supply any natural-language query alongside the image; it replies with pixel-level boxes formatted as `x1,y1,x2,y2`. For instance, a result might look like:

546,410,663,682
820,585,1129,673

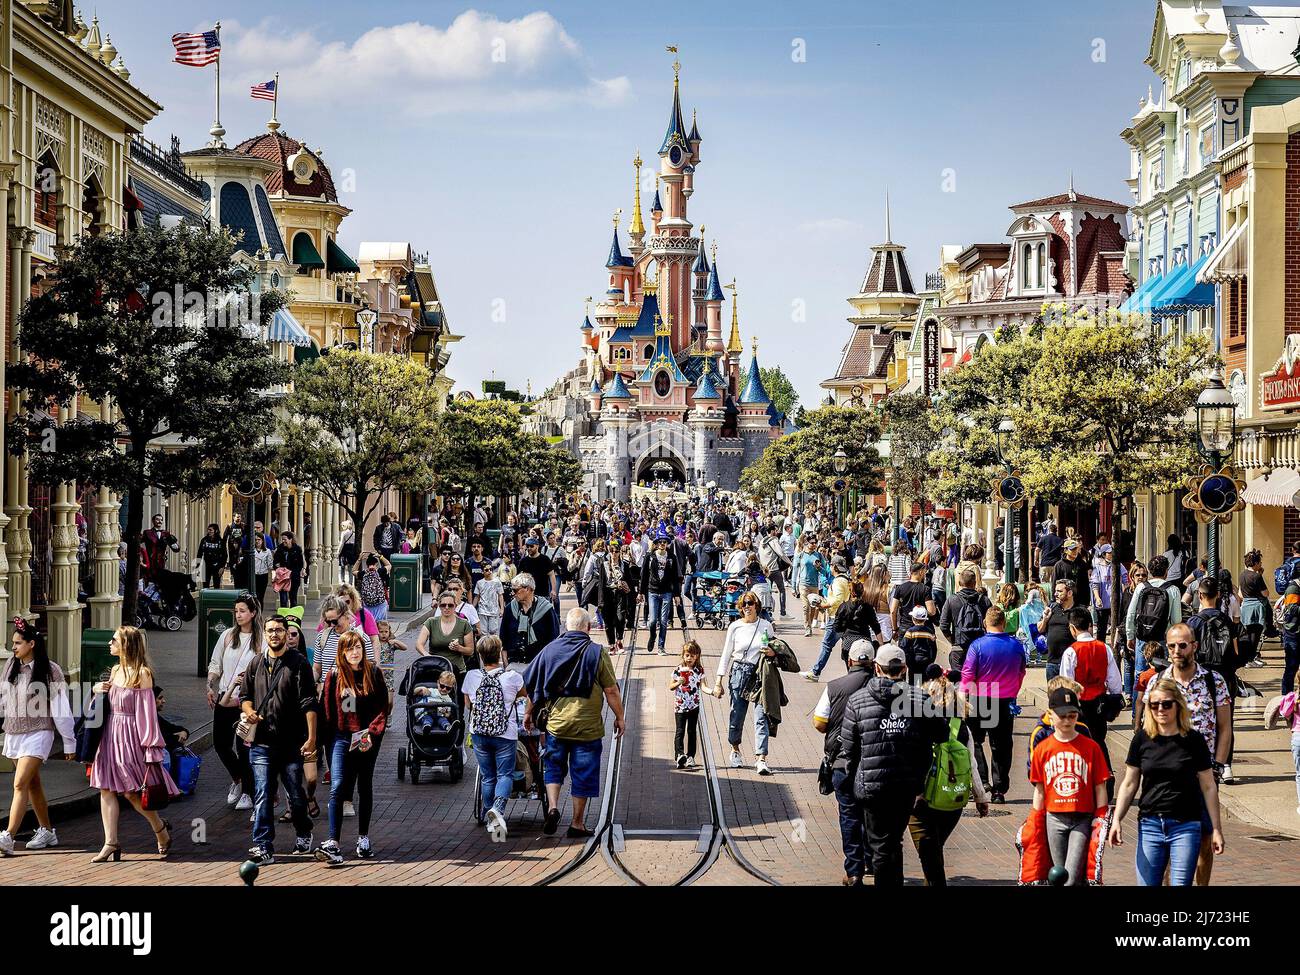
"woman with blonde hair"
338,520,357,585
1109,678,1224,885
88,626,180,862
862,564,893,642
906,676,989,885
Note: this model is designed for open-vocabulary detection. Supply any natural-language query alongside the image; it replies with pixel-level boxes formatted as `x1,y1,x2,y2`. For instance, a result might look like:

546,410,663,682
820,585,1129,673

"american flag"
250,79,276,101
171,30,220,67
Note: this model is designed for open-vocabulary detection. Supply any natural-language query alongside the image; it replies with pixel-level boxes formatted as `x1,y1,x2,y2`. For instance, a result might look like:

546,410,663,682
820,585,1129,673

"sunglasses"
1166,641,1191,650
1149,699,1177,712
324,616,343,627
439,602,456,609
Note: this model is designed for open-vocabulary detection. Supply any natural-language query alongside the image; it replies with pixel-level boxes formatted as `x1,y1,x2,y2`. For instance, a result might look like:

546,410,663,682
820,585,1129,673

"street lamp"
832,448,848,529
1196,376,1237,577
996,418,1017,585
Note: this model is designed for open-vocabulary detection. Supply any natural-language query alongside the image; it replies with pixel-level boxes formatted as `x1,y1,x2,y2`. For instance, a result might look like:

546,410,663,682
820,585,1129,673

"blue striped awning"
1148,253,1213,314
268,307,312,347
1118,270,1166,314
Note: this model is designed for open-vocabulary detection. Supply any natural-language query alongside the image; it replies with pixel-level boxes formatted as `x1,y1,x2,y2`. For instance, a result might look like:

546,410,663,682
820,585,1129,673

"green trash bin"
81,628,116,687
197,589,241,678
389,554,424,613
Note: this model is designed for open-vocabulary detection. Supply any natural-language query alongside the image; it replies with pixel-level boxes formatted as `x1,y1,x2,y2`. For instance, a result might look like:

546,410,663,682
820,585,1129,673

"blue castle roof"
638,322,688,384
693,239,710,275
612,289,662,340
580,315,594,332
589,376,602,395
659,78,690,155
605,372,632,399
706,262,725,302
605,227,633,269
695,368,721,400
740,353,770,404
651,188,662,213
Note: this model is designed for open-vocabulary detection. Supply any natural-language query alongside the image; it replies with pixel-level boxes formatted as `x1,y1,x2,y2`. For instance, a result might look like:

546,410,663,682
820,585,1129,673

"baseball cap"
846,640,875,663
831,555,848,571
1049,687,1081,715
1063,539,1080,551
874,643,906,670
909,604,929,621
524,536,540,546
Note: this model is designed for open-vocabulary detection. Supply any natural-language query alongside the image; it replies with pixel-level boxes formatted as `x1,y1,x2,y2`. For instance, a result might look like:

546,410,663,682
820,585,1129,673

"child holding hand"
670,641,716,769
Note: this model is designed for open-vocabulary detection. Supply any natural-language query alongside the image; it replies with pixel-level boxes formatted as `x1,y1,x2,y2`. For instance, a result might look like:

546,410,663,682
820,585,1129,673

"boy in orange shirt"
1029,687,1110,886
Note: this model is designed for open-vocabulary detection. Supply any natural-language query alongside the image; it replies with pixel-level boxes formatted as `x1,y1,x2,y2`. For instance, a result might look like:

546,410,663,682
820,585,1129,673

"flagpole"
209,21,225,147
268,71,280,132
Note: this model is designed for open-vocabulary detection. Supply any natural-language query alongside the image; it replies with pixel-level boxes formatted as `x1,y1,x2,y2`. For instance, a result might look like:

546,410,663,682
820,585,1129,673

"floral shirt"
1144,664,1229,756
674,666,704,713
378,640,399,691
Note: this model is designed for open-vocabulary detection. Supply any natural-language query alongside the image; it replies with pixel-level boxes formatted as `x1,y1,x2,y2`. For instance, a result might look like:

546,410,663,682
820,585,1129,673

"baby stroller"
396,655,465,784
692,570,730,629
134,570,197,632
472,693,547,825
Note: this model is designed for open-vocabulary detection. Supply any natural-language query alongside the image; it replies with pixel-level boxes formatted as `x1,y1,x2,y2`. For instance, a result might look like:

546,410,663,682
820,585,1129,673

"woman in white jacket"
206,593,260,810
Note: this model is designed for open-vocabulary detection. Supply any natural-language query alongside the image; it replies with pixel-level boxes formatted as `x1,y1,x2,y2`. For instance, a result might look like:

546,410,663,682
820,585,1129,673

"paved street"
5,589,1298,885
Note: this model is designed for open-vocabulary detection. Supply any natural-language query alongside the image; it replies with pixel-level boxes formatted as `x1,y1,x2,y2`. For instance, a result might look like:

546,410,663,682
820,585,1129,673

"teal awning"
326,237,360,274
1118,270,1166,314
1148,254,1213,313
292,233,324,270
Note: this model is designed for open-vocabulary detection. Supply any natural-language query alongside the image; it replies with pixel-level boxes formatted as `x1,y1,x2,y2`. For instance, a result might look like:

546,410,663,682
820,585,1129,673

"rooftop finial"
752,335,758,356
1068,170,1076,201
630,153,645,237
884,189,892,244
667,45,680,81
710,239,717,262
613,208,621,228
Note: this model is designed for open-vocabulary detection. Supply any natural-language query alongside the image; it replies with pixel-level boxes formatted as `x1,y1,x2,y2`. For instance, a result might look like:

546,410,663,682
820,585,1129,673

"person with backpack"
1162,534,1189,596
1125,554,1181,695
799,556,852,682
812,641,875,885
1185,576,1240,784
960,605,1027,803
1141,622,1232,886
758,524,791,618
939,567,991,671
899,604,938,682
838,644,950,886
907,675,990,885
1060,606,1123,796
1280,561,1300,696
353,552,390,622
461,635,529,842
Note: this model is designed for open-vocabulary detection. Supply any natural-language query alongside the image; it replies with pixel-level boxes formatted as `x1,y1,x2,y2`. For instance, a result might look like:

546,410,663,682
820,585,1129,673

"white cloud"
798,217,864,235
224,10,628,114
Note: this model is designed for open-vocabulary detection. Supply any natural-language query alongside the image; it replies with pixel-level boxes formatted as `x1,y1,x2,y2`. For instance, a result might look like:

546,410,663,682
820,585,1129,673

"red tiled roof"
1012,191,1129,211
831,326,890,380
232,130,338,203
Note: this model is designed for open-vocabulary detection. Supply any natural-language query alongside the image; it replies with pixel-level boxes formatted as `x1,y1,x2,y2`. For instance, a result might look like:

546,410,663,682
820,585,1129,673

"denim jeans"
832,768,867,880
1284,632,1300,696
327,733,380,841
647,592,673,651
1135,815,1202,886
249,745,312,854
474,735,517,816
1291,731,1300,805
811,620,843,677
1045,661,1060,683
727,663,769,756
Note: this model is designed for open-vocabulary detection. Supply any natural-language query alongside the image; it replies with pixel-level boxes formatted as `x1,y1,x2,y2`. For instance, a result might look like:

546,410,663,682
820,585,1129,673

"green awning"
292,233,324,270
326,237,360,274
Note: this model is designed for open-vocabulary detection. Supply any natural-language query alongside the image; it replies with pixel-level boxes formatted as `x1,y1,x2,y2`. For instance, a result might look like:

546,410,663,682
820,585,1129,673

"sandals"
154,819,172,857
308,799,320,818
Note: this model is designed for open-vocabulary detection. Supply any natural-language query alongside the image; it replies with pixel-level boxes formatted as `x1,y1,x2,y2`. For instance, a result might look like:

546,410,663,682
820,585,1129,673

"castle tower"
692,230,709,336
704,246,725,354
688,351,724,485
605,213,635,303
599,372,636,496
738,337,776,472
656,56,697,351
725,280,744,392
629,153,646,259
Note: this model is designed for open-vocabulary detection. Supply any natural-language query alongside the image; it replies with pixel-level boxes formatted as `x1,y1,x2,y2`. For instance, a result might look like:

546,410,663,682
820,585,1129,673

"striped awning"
1242,467,1300,507
268,307,312,347
1118,270,1166,314
1198,217,1248,284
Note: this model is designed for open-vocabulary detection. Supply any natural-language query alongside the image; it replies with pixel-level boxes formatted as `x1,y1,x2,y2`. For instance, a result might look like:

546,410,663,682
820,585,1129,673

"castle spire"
659,48,689,155
884,189,892,245
726,279,743,354
630,152,645,239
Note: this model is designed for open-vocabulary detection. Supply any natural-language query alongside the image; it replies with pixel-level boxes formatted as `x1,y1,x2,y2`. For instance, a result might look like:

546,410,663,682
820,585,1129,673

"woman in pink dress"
89,625,180,863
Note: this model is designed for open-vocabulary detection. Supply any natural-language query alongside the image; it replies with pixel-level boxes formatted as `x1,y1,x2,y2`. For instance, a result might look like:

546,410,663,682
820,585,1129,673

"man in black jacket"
813,641,875,885
240,615,318,865
670,530,695,630
939,568,992,670
640,533,682,656
839,644,949,886
1053,539,1090,610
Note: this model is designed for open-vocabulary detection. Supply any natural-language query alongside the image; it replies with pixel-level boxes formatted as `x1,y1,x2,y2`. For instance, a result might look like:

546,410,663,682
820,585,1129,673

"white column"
46,405,83,679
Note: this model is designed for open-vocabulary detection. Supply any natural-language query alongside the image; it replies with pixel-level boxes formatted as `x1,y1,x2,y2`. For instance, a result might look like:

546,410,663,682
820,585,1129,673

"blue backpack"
1276,557,1299,596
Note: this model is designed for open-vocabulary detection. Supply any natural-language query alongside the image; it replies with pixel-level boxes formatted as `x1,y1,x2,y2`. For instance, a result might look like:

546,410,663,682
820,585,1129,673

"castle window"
644,344,654,360
654,370,671,398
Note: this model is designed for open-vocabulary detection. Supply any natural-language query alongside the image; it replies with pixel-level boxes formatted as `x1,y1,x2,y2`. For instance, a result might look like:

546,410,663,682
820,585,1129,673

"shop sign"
1262,336,1300,411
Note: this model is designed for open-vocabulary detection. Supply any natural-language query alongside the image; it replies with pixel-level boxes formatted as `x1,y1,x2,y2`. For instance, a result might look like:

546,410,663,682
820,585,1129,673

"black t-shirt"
1240,568,1268,601
1126,727,1212,822
1038,532,1063,568
1043,603,1075,664
892,581,931,619
517,554,556,589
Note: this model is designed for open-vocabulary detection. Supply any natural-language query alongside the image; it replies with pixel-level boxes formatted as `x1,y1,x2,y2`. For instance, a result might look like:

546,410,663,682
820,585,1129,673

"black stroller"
396,655,465,784
135,569,197,631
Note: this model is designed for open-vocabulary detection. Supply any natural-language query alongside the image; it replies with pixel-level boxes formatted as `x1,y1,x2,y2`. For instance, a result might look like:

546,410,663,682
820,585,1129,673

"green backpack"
922,718,972,812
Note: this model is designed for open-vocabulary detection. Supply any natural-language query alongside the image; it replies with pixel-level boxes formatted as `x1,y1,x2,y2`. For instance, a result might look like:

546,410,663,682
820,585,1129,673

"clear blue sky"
107,0,1156,406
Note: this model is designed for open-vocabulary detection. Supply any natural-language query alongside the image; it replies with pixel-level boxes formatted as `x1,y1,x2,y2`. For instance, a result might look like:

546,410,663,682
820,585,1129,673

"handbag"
817,756,836,796
1097,692,1125,723
173,746,202,795
74,689,111,764
235,658,281,746
140,764,170,811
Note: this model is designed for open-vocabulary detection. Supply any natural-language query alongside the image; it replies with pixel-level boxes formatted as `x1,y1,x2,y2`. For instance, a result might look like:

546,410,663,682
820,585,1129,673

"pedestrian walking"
88,626,180,862
838,644,949,886
206,593,260,812
474,562,505,636
1059,605,1123,792
799,556,850,681
462,636,529,841
355,552,391,623
1040,577,1078,682
523,608,625,837
272,530,305,607
639,532,682,656
0,618,76,856
1109,679,1224,886
961,605,1027,803
500,573,559,667
241,613,318,866
338,520,357,585
314,631,389,865
939,568,991,671
419,590,476,683
812,640,874,884
1028,686,1111,886
670,640,716,769
199,523,225,589
715,591,779,774
251,534,274,608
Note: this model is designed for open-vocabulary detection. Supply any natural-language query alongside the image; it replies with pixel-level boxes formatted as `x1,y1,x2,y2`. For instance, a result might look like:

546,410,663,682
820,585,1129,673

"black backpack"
1197,614,1234,670
952,596,985,650
1134,583,1171,642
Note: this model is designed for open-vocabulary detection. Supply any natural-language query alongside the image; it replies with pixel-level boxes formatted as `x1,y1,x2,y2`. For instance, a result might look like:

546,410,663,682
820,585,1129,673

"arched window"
1022,244,1033,289
33,153,59,229
1036,243,1046,289
643,344,654,360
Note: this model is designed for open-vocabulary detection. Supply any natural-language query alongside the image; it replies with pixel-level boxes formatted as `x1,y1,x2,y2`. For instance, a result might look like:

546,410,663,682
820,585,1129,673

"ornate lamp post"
1192,377,1239,578
994,418,1022,586
833,447,848,530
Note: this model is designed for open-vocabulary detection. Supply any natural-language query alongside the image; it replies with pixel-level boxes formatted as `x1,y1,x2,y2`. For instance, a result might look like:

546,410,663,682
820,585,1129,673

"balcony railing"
924,271,944,291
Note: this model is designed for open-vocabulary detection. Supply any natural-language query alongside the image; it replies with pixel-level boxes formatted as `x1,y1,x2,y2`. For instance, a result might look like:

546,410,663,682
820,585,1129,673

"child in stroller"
412,672,458,740
397,655,465,784
135,569,198,631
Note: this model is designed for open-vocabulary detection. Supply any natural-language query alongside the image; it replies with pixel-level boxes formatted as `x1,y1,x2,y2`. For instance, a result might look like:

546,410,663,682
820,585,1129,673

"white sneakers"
1221,764,1235,784
25,827,58,850
314,840,343,866
804,626,813,637
683,757,696,770
729,751,743,768
227,782,243,806
0,830,13,856
756,758,772,776
343,801,356,818
235,794,253,810
356,835,374,858
800,671,819,682
485,807,508,842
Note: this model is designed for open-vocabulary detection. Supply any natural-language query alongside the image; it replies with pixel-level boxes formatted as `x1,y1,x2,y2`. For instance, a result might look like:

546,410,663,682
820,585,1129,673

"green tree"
7,224,288,618
521,434,584,499
278,349,442,547
882,391,937,515
427,399,533,541
742,430,805,497
759,366,799,420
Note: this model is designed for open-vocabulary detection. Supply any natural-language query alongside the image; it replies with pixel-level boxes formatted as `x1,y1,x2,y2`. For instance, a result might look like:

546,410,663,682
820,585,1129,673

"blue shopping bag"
173,746,202,796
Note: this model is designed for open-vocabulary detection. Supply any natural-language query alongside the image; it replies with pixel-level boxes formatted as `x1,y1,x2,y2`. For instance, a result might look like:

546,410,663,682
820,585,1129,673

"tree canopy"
759,366,799,420
742,404,882,497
